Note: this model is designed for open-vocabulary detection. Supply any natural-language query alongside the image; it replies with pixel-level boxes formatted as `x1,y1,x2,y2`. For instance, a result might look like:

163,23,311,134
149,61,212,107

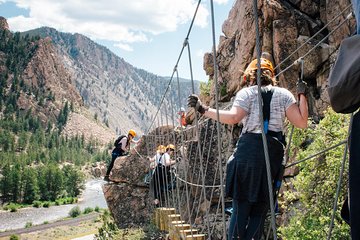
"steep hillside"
23,27,200,135
0,18,113,206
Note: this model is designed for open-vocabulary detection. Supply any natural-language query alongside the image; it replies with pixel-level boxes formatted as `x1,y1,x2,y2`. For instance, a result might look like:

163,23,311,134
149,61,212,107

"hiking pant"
228,199,268,240
105,149,124,177
151,164,171,202
349,111,360,239
353,0,360,34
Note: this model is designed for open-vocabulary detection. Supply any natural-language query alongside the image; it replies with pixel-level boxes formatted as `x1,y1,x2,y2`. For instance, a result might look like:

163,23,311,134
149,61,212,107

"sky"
0,0,235,82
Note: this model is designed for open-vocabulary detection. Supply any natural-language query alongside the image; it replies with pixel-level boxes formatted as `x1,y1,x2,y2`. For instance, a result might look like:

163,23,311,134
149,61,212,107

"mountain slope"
24,27,200,135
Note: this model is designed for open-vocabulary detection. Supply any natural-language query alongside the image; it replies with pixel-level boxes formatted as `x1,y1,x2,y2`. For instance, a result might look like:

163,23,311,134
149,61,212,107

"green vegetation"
0,29,108,207
279,108,350,239
94,210,163,239
25,221,33,228
95,205,100,212
9,235,19,240
83,207,94,214
69,206,81,218
200,79,212,96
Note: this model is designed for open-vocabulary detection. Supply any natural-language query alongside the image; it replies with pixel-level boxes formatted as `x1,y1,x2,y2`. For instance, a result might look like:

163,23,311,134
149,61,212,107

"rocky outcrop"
0,16,9,30
16,37,84,125
204,0,355,119
23,27,200,135
23,37,83,108
102,127,164,227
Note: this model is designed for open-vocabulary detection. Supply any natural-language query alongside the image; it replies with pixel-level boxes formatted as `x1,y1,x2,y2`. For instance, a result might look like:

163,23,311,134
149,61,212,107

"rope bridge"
130,1,355,239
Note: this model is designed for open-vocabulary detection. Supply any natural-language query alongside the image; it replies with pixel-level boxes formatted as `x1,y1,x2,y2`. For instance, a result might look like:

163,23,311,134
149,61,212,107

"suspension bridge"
106,0,356,239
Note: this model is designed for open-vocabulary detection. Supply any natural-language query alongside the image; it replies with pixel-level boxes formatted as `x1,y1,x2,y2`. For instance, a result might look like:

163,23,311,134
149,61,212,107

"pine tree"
0,164,12,202
22,168,40,204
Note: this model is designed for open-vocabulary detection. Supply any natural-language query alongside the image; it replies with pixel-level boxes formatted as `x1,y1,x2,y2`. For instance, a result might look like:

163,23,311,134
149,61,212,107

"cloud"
114,43,133,52
4,0,215,47
214,0,229,4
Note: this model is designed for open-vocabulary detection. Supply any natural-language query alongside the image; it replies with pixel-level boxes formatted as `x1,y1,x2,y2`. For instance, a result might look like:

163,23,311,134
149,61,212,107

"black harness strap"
261,88,274,133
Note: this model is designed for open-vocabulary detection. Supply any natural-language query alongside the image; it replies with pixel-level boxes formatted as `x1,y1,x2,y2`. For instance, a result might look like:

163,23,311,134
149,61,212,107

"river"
0,179,108,231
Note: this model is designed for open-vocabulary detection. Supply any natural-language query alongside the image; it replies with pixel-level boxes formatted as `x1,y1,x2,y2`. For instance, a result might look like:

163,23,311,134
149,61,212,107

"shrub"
69,206,81,218
33,201,42,208
95,206,100,212
43,202,50,208
55,199,62,206
83,207,94,214
25,222,32,228
9,235,19,240
8,203,18,212
199,80,212,96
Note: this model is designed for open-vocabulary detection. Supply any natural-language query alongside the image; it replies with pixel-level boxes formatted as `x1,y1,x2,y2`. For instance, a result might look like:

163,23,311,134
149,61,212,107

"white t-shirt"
233,85,296,133
155,152,163,164
119,137,128,151
160,153,172,166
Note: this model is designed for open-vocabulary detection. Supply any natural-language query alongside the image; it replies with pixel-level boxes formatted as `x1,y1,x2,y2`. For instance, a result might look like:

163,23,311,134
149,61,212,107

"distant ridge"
23,27,200,134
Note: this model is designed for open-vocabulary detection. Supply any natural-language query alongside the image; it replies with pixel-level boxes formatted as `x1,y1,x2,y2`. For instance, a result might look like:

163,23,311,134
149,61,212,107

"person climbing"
104,129,138,182
145,145,166,185
178,107,187,127
188,55,308,239
328,2,360,238
150,144,167,169
151,144,177,206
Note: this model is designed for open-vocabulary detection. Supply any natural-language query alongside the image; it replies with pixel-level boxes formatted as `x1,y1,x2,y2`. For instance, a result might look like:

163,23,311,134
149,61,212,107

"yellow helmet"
166,144,175,151
128,129,136,137
157,145,166,153
244,58,274,76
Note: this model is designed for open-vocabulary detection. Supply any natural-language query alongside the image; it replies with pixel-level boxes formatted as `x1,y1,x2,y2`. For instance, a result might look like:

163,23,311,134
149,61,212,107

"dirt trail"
0,212,99,238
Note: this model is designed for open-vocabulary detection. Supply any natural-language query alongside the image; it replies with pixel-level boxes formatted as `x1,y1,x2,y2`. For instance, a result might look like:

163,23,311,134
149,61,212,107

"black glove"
187,94,209,114
296,80,308,97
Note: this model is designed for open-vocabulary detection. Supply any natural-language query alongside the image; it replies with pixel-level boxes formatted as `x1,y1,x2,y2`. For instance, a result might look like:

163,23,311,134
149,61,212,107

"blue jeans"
353,0,360,33
228,199,268,240
105,149,124,177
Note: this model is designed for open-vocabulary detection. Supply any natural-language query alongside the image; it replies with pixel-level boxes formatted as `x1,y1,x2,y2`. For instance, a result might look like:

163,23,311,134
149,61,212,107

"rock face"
23,27,200,135
204,0,355,120
0,16,9,30
102,127,164,227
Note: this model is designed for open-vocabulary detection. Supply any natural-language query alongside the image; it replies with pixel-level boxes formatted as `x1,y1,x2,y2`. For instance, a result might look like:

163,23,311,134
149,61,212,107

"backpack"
328,34,360,113
114,135,126,149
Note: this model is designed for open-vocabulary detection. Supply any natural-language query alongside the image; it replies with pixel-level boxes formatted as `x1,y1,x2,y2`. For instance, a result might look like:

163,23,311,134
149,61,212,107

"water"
0,179,108,231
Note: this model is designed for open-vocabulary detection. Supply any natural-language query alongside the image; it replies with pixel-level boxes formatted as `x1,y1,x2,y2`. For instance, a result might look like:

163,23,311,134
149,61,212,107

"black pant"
105,149,124,177
151,164,171,201
350,111,360,239
228,199,268,240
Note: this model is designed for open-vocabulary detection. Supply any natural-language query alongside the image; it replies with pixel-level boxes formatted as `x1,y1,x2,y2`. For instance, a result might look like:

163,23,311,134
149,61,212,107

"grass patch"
25,222,33,228
83,207,94,214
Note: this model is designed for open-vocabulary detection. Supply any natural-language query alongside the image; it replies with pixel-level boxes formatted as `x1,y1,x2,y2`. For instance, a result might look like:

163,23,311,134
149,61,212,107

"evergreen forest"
0,29,108,206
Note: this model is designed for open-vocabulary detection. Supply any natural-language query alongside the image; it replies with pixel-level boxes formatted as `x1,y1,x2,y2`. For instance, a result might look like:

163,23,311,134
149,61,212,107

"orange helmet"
244,58,274,76
157,145,166,154
128,129,136,137
166,144,175,151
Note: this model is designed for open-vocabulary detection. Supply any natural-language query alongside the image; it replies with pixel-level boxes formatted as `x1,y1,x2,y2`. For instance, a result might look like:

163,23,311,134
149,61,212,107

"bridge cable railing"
142,1,355,238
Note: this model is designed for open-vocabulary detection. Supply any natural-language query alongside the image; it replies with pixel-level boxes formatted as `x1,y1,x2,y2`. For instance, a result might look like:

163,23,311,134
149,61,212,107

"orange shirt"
180,113,186,126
